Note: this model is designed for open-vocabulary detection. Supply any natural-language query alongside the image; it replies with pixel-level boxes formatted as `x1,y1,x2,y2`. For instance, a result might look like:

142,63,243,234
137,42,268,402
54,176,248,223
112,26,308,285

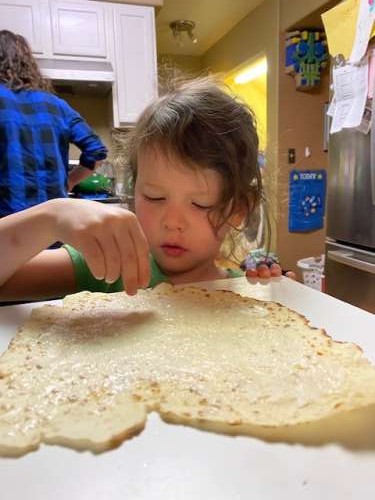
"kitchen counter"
68,192,123,204
0,277,374,500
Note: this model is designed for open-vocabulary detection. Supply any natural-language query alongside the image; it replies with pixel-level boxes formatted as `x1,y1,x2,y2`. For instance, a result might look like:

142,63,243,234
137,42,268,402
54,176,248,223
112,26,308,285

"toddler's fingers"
270,263,282,277
108,211,147,295
128,222,150,290
117,233,149,295
257,263,271,279
79,237,106,281
96,230,122,284
117,229,140,295
245,268,258,278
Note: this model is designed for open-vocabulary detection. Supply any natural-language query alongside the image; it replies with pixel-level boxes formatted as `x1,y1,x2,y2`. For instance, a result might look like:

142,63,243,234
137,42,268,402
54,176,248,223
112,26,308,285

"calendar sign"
289,169,327,232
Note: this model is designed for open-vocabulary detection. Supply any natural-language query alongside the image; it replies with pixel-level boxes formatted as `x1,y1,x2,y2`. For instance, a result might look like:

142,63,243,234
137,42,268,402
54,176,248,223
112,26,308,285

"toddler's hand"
252,262,282,279
240,249,295,280
48,198,150,295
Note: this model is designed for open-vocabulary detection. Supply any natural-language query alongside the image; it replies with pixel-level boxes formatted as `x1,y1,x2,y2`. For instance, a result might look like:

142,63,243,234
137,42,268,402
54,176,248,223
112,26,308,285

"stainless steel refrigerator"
326,125,375,313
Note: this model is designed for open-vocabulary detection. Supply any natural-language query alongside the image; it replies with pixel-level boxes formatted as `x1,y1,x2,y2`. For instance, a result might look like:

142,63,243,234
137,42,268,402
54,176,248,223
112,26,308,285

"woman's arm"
0,199,150,299
68,164,96,192
65,101,107,169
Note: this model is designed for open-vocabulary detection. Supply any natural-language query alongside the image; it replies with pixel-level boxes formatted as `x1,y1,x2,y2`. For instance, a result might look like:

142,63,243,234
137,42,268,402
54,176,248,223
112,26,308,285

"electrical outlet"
288,148,296,164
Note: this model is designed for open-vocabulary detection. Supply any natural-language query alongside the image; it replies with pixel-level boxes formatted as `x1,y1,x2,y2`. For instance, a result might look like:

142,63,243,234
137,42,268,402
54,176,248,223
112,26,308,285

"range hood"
38,59,115,95
38,59,115,82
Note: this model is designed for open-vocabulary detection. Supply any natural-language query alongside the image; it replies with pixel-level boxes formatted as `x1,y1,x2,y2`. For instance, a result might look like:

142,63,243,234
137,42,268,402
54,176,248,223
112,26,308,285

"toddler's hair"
127,76,263,231
0,30,51,91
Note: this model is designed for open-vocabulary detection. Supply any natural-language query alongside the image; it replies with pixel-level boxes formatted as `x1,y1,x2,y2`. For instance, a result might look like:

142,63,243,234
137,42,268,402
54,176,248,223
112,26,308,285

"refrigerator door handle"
327,250,375,275
371,81,375,206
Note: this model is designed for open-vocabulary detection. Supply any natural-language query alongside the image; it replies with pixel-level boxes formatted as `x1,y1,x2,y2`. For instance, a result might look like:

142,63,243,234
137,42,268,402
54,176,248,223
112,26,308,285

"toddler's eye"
144,195,165,202
192,202,213,210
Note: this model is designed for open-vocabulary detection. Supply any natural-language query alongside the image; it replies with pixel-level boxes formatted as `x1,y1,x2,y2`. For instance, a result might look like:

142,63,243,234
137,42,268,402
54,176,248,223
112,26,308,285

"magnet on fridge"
289,169,327,232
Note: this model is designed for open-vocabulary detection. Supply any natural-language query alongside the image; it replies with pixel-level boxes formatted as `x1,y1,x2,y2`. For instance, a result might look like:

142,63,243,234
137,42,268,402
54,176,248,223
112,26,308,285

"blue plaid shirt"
0,84,107,216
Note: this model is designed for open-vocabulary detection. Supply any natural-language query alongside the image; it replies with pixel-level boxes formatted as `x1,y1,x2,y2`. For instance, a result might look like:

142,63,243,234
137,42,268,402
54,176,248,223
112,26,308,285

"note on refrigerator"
349,0,375,63
368,46,375,97
322,0,375,61
330,58,369,133
322,0,362,60
326,93,337,117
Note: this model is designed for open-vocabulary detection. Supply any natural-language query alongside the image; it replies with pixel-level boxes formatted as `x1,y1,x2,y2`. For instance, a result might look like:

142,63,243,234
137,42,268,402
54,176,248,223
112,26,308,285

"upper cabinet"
0,0,158,125
0,0,44,54
112,4,157,125
50,0,107,58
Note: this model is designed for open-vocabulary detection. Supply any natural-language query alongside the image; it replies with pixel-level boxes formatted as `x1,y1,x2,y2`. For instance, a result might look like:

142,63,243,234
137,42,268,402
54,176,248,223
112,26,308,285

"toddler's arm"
0,199,150,297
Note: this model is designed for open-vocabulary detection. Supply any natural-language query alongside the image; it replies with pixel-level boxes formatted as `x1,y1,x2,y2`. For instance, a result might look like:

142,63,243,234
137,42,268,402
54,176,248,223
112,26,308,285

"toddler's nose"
161,206,186,231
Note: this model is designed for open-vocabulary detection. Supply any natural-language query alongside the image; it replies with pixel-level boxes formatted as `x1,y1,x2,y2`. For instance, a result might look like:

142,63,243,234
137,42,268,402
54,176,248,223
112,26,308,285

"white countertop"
0,277,375,500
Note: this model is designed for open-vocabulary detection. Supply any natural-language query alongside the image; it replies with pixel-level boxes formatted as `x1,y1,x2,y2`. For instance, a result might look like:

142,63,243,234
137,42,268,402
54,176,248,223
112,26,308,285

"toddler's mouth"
161,244,187,257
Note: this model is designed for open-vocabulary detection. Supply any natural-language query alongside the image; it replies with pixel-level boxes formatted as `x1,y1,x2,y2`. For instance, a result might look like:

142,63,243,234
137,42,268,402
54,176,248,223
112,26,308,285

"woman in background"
0,29,107,218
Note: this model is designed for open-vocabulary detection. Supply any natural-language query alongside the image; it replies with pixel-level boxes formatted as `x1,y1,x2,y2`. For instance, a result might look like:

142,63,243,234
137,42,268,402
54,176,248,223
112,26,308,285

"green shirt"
64,244,243,293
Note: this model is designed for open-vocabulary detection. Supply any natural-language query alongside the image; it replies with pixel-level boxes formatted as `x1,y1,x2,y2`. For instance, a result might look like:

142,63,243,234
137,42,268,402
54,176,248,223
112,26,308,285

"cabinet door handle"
327,250,375,275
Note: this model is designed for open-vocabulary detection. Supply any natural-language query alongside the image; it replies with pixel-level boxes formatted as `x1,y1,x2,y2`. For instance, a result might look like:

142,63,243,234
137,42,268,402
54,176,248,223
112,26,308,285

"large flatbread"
1,284,375,456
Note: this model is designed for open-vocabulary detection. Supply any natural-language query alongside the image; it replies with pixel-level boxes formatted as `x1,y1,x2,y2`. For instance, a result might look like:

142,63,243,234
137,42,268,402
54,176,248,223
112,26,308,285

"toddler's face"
134,147,230,284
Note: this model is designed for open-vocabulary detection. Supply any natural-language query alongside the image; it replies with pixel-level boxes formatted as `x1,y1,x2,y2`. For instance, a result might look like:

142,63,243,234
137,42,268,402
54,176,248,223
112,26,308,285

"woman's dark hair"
0,30,51,91
127,76,263,232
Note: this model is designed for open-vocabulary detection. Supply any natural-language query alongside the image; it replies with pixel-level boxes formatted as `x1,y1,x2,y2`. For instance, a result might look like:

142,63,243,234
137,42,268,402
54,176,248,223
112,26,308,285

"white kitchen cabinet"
0,0,44,54
0,0,158,125
49,0,107,58
112,4,157,125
